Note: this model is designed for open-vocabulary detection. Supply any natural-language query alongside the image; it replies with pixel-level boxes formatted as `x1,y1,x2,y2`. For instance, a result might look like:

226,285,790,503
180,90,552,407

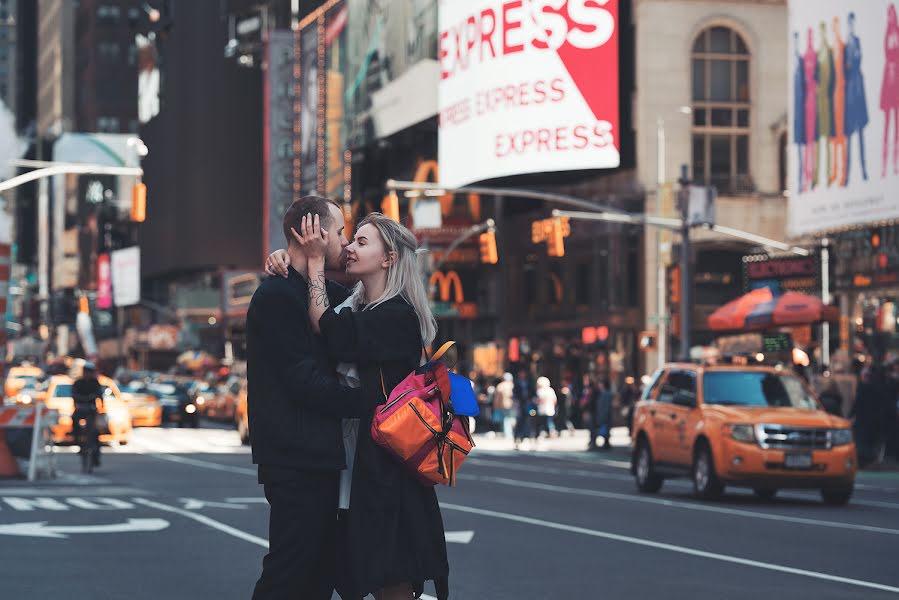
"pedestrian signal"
131,183,147,222
479,231,498,264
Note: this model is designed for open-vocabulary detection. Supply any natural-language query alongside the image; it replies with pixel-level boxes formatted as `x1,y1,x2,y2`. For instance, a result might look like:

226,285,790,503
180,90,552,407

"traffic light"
479,231,498,264
382,191,400,222
546,217,565,257
131,182,147,222
669,265,681,305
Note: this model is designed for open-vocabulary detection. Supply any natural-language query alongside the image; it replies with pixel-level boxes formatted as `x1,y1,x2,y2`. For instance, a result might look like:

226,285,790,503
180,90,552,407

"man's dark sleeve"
251,285,364,418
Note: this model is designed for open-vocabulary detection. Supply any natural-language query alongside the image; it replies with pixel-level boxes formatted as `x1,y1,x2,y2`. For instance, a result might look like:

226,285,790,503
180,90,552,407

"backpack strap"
378,368,388,403
431,341,455,363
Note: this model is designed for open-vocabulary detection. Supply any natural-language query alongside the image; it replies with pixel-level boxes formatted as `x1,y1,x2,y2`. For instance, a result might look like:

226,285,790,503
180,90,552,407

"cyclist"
72,362,104,468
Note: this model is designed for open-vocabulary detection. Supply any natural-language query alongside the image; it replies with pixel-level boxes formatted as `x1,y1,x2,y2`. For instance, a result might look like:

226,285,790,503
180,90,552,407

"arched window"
691,26,751,194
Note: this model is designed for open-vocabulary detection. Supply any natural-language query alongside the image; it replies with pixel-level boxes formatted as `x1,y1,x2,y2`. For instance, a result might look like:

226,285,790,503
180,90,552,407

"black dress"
318,296,450,599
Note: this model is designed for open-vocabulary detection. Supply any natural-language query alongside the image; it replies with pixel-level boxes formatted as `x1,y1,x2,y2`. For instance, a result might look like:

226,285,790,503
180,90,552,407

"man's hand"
293,213,329,261
264,249,291,278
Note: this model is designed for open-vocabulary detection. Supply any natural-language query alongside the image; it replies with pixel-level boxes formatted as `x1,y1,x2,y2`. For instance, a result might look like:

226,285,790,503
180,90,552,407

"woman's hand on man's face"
293,213,329,262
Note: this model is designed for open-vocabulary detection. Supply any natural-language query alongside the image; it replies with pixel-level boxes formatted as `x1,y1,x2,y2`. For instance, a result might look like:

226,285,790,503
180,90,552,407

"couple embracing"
248,196,449,599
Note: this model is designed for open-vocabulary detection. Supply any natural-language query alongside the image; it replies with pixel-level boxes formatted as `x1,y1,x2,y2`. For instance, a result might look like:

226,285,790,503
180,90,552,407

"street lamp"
655,106,692,369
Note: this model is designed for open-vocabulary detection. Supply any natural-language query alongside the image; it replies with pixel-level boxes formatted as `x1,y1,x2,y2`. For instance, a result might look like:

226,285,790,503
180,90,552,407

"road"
1,425,898,599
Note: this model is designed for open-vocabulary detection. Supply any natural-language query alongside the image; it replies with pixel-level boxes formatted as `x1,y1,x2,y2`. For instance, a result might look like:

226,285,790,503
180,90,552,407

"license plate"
784,453,813,469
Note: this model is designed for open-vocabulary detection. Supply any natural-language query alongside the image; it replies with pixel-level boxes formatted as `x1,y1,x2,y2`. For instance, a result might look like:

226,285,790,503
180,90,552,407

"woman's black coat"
318,296,449,599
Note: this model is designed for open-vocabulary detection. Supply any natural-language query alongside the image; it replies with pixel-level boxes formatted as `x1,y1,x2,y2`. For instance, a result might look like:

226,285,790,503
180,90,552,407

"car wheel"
692,443,724,500
753,488,777,501
634,439,663,493
821,485,853,506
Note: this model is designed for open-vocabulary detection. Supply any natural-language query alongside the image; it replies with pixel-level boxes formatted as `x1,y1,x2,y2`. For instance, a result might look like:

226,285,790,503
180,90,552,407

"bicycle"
73,407,100,474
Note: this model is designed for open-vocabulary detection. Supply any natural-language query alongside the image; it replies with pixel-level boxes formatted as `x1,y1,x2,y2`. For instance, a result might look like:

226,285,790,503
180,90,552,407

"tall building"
0,0,16,114
36,0,75,137
636,0,792,367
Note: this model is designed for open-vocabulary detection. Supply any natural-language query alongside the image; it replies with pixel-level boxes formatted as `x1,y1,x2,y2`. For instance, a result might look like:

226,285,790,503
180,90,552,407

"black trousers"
252,469,340,600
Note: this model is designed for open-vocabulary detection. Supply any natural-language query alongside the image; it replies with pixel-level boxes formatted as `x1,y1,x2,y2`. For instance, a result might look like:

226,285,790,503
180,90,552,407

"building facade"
636,0,791,367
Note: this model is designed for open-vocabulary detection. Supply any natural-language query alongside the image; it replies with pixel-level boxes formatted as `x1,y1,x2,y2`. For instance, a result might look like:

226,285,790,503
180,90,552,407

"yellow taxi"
45,375,132,445
5,365,45,399
119,381,163,427
631,363,857,505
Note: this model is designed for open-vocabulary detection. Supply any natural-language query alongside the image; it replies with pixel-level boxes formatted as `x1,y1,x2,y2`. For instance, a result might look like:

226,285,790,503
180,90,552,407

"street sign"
111,247,141,307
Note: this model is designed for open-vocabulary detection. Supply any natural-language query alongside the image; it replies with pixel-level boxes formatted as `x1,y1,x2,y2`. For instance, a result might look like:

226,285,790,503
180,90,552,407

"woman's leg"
884,109,891,177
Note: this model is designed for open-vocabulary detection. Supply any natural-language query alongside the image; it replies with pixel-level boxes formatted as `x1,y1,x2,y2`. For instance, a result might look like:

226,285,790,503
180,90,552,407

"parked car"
631,363,857,505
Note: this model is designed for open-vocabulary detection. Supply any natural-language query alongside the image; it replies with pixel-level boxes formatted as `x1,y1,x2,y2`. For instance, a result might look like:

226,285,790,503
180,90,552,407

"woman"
266,213,449,600
535,376,557,438
881,3,899,177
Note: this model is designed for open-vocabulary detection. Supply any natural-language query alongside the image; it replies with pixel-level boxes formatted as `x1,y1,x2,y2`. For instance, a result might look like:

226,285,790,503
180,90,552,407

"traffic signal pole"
678,165,692,361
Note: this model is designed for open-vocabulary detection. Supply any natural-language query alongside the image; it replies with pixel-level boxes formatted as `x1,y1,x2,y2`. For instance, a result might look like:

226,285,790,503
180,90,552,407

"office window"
691,26,752,195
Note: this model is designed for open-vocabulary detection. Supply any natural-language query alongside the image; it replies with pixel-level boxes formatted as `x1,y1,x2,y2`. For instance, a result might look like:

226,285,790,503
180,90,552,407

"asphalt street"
1,424,898,599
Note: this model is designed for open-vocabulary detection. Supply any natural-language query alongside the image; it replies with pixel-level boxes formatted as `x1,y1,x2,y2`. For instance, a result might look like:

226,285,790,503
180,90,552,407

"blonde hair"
350,213,437,346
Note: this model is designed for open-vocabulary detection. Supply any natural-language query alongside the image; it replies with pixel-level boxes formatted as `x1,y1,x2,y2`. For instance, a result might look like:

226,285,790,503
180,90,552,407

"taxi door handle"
669,413,678,420
649,410,657,417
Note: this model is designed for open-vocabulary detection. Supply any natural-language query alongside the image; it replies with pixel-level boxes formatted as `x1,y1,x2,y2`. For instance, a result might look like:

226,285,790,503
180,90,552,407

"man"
248,196,364,599
513,368,535,448
71,362,104,466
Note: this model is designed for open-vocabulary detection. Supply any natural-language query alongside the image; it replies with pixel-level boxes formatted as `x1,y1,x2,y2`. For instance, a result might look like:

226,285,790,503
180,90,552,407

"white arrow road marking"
179,498,247,510
444,530,474,544
0,518,170,539
224,497,269,504
134,498,268,548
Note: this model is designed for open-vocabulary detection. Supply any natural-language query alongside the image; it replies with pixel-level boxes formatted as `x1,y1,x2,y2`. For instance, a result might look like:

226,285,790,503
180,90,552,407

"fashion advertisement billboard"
438,0,621,188
788,0,899,235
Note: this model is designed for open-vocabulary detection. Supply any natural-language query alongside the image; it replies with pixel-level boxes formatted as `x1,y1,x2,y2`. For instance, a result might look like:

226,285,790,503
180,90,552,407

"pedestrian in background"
577,374,597,431
853,364,887,466
494,372,516,439
535,376,558,438
590,380,614,451
513,368,536,448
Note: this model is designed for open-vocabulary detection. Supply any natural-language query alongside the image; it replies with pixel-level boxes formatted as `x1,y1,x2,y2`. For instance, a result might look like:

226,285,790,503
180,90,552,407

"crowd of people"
471,368,642,451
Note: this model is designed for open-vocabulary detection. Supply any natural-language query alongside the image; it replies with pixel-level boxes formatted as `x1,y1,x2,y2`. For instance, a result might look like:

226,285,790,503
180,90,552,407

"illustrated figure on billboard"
803,28,819,189
881,3,899,177
817,21,835,188
831,17,847,187
793,31,807,191
845,11,870,184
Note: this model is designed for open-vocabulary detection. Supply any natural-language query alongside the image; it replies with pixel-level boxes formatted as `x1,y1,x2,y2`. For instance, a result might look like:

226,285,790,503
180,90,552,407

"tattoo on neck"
309,270,330,308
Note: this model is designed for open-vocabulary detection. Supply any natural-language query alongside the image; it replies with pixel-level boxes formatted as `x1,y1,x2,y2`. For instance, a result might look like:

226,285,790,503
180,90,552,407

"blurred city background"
0,0,898,598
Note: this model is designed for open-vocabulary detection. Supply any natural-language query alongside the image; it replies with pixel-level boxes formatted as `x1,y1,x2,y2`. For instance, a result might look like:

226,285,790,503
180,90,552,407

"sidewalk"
472,426,632,452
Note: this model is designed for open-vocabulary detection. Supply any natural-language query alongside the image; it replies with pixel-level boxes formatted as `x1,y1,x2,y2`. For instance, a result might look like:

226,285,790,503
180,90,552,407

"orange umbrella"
708,288,839,331
707,287,774,331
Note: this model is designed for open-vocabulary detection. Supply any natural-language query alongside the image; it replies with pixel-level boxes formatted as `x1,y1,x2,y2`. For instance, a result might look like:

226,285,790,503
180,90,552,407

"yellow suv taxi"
631,363,857,505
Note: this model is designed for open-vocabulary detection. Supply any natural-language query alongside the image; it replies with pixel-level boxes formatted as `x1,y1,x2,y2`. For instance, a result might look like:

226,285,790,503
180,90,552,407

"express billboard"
788,0,899,235
438,0,620,188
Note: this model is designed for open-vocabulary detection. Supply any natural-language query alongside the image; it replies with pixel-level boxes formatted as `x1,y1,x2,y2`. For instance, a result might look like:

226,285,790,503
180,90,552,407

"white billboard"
788,1,899,235
111,246,141,307
438,0,620,188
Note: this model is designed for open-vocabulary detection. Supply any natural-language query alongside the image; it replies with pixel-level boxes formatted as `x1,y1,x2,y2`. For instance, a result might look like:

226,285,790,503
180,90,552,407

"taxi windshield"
702,371,818,409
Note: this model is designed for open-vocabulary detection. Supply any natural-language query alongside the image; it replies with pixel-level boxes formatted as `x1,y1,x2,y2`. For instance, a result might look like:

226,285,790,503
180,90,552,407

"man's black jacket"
246,267,364,471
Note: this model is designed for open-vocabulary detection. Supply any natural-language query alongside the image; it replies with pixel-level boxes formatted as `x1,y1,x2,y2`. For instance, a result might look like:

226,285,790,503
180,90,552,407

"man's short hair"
282,196,339,245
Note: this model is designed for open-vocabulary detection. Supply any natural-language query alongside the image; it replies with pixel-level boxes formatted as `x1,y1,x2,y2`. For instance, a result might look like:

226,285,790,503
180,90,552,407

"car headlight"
185,404,197,414
831,428,853,446
19,395,32,405
728,424,756,443
196,396,205,405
